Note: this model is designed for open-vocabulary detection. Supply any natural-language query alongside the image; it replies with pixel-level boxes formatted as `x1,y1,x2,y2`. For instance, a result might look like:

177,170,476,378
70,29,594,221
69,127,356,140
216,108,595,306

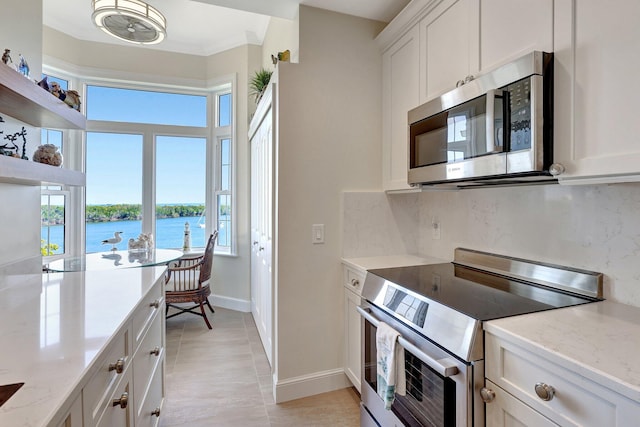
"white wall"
343,182,640,308
272,6,385,401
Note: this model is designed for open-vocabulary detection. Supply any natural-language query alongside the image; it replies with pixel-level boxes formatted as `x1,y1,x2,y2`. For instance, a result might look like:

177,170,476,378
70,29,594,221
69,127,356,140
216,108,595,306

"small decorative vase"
33,144,63,167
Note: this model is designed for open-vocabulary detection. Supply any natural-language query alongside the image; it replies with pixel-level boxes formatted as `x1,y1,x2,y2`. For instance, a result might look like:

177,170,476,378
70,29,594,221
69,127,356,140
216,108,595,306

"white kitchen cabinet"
79,277,165,427
484,379,558,427
343,265,364,392
478,0,553,74
381,26,420,191
419,0,477,102
249,83,275,366
484,332,640,426
553,0,640,184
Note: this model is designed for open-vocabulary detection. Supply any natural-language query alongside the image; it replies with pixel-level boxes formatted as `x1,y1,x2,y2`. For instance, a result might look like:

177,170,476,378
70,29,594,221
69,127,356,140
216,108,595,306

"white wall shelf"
0,155,84,186
0,63,86,129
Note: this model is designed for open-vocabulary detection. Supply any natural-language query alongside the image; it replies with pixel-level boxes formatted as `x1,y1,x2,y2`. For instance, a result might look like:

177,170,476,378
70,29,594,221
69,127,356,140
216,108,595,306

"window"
83,83,235,254
155,136,206,249
41,188,68,257
213,89,233,253
85,132,143,253
87,86,207,127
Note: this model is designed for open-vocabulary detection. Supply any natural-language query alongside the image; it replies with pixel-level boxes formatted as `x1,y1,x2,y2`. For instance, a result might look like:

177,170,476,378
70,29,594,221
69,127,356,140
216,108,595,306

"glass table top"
44,249,184,272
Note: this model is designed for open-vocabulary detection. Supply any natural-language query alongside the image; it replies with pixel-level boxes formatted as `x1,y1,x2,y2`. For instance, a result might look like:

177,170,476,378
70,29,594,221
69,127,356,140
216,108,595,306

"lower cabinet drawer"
133,311,163,420
485,379,558,427
485,332,640,426
93,366,133,427
83,329,130,426
135,363,164,427
132,280,163,346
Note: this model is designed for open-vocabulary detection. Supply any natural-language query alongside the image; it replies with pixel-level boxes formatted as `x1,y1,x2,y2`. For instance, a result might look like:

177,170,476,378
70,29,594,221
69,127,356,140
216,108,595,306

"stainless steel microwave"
408,51,554,188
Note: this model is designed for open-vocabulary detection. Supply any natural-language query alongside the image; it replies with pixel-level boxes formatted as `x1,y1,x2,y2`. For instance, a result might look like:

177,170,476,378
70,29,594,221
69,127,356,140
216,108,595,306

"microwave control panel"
505,78,532,151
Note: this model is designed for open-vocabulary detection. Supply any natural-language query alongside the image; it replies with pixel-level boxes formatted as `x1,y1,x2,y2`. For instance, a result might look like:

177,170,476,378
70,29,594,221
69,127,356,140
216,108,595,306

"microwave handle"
485,89,503,153
357,306,459,378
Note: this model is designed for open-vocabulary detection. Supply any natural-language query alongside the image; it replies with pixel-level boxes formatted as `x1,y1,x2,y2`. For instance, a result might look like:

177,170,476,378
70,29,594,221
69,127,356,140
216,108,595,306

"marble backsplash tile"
343,183,640,307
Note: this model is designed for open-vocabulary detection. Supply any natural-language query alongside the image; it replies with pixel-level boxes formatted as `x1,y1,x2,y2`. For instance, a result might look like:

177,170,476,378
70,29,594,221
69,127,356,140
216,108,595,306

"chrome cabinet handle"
150,346,161,356
480,387,496,403
108,358,125,374
150,299,161,309
350,278,360,287
113,392,129,409
534,382,555,401
151,407,161,417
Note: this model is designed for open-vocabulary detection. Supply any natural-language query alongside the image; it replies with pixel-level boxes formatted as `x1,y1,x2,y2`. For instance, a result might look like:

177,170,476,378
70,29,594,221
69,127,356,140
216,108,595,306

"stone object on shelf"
32,144,62,167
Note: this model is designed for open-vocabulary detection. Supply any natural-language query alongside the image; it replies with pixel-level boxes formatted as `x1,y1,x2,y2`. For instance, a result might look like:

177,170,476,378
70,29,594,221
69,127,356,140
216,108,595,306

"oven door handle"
357,306,459,378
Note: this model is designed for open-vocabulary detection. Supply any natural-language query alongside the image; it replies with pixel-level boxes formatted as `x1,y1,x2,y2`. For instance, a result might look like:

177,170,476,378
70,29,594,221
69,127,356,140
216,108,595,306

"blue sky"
83,86,224,205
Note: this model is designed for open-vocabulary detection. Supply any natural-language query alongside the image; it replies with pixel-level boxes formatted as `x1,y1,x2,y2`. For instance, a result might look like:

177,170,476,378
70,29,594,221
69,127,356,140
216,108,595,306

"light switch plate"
312,224,325,244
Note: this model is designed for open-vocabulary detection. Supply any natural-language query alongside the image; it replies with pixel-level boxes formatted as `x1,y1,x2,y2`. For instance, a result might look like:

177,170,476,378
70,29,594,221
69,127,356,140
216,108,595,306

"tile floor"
161,307,360,426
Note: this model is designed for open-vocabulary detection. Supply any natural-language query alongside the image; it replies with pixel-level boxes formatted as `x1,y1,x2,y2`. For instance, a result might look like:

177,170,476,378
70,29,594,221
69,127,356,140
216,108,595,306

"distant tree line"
42,204,207,224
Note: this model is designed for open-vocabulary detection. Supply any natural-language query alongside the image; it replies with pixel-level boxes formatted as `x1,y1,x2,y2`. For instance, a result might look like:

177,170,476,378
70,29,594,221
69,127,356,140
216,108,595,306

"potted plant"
249,68,273,104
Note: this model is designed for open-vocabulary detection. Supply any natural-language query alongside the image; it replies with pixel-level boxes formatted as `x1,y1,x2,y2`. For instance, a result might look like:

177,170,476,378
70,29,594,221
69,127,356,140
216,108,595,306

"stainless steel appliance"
358,248,603,427
408,51,556,188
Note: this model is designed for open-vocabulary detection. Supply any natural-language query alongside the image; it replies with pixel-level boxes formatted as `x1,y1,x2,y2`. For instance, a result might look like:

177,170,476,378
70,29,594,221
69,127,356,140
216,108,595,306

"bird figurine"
101,231,123,251
18,54,29,77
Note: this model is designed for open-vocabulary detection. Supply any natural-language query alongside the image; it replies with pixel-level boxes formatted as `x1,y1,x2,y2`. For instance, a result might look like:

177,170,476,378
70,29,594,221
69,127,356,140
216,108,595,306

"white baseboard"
274,368,352,403
210,294,251,312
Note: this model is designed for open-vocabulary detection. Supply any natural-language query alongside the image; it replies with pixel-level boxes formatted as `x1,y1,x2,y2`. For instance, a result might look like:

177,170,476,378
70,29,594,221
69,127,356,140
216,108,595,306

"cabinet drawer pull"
351,278,360,287
150,299,161,309
108,358,125,374
151,407,161,417
534,382,555,401
112,392,129,409
150,346,161,356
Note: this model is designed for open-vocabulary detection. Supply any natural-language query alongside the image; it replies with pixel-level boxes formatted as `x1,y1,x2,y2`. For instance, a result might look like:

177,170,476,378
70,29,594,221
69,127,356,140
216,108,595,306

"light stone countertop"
484,300,640,403
341,254,447,274
0,266,167,427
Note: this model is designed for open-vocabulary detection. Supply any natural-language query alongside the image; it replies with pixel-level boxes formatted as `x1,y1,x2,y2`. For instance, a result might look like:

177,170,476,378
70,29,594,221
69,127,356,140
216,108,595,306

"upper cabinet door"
554,0,640,183
382,26,420,191
478,0,553,73
419,0,478,102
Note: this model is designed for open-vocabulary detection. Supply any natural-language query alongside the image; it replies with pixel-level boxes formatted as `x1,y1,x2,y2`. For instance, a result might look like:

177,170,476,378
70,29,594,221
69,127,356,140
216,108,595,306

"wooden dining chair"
165,231,218,329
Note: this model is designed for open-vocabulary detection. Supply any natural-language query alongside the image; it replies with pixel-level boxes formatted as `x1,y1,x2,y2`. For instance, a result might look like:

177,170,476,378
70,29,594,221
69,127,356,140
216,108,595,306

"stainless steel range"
358,248,603,427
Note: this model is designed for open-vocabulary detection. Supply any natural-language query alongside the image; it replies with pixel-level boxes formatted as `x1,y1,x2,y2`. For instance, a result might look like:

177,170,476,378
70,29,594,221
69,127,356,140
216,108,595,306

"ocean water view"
42,216,223,254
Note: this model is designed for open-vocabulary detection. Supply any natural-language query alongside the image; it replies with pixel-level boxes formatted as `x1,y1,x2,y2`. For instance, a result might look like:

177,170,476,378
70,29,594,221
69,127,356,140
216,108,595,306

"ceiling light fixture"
92,0,167,45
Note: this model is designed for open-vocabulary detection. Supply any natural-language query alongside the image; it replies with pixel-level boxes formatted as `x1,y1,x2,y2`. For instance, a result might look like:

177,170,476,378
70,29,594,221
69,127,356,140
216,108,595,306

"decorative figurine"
101,231,123,251
2,49,12,65
17,54,29,77
271,49,290,65
49,81,66,101
183,222,191,252
37,76,49,91
33,144,62,166
128,232,153,252
64,90,81,111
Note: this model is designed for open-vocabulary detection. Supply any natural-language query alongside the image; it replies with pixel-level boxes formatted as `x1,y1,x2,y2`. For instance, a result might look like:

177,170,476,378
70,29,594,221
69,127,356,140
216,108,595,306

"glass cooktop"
366,262,598,322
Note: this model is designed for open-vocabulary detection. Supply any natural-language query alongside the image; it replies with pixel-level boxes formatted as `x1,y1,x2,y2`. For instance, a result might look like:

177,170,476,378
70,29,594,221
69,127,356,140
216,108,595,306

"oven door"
358,303,483,427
